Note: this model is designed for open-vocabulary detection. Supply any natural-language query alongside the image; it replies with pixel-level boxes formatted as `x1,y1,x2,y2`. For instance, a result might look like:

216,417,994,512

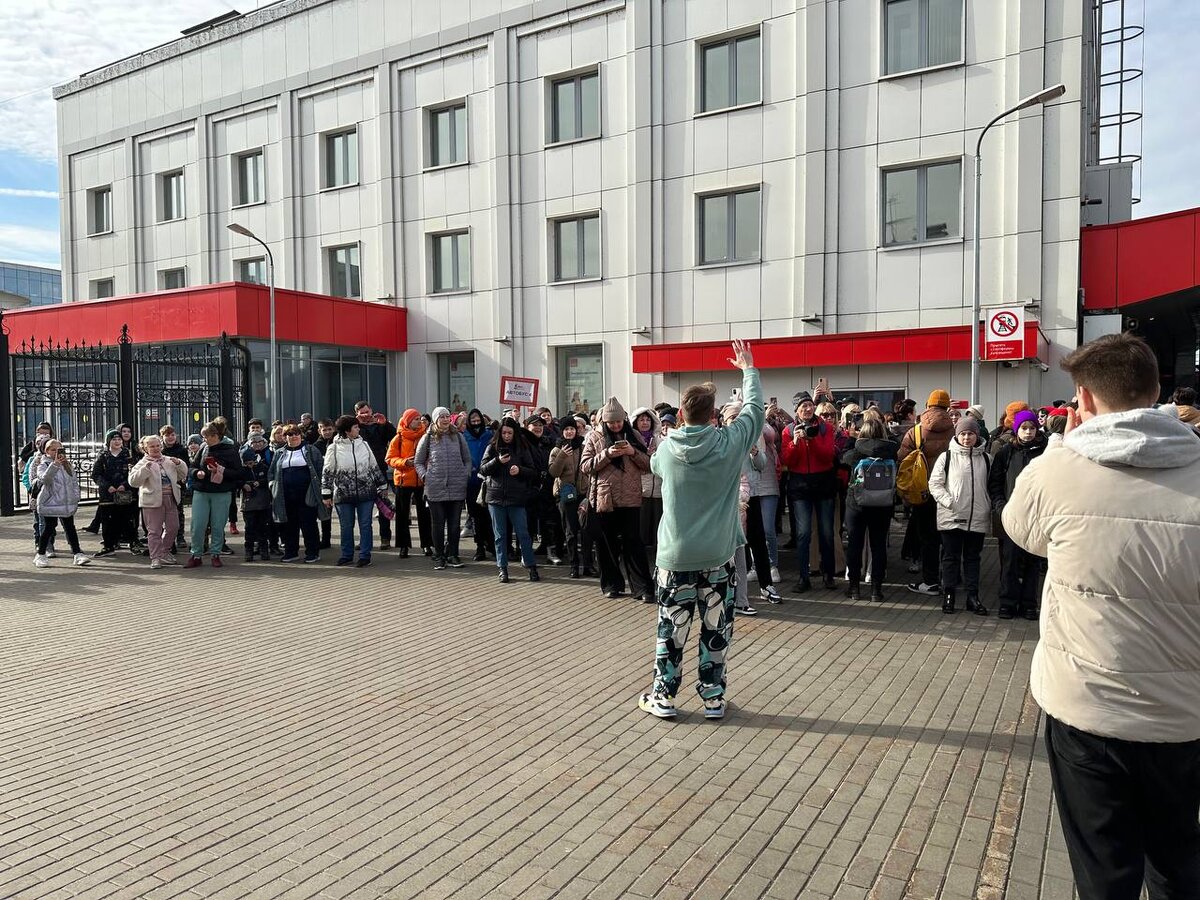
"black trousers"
913,501,940,584
467,490,494,552
744,496,773,586
939,528,984,594
100,504,138,549
1045,715,1200,900
999,534,1041,614
242,508,271,554
279,495,320,559
428,499,464,559
395,486,432,550
845,505,890,585
559,498,584,569
593,507,652,597
38,516,81,555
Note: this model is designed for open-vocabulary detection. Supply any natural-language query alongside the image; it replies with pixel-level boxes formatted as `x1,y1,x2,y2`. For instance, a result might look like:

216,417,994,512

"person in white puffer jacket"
926,415,991,616
1002,333,1200,900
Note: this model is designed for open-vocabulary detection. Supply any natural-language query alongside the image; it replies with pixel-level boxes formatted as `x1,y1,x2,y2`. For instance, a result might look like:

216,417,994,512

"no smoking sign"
984,305,1025,361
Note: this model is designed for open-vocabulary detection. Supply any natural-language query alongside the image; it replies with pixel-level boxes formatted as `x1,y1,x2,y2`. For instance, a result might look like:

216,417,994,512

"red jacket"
780,419,837,475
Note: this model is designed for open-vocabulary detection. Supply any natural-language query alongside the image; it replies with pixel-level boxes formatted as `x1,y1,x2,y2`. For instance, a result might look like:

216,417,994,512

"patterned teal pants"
652,562,737,699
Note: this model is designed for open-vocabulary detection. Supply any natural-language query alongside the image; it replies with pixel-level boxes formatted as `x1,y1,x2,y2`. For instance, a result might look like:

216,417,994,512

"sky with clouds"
0,0,1196,275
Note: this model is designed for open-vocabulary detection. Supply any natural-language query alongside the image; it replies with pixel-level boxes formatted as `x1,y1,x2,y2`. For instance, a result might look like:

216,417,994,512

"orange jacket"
385,409,428,488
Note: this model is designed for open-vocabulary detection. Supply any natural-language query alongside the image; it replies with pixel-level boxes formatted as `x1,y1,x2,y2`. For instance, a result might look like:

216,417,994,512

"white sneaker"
150,559,162,569
864,570,872,584
907,581,941,596
159,555,179,566
746,569,757,582
45,548,57,559
760,585,782,604
703,696,727,719
73,553,91,567
770,566,781,584
735,604,758,617
34,554,49,568
638,690,677,719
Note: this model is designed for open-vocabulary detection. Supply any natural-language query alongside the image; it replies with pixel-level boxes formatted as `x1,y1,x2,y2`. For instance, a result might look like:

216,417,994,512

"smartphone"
612,440,630,449
768,397,778,408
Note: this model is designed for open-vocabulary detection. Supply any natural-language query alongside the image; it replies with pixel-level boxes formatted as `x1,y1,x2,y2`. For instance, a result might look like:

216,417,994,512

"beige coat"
128,455,188,508
580,428,649,513
1002,408,1200,742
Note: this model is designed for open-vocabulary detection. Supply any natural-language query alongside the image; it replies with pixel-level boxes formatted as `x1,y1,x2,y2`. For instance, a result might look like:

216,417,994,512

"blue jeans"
488,504,536,570
336,499,375,562
190,491,232,557
790,494,835,578
758,494,779,567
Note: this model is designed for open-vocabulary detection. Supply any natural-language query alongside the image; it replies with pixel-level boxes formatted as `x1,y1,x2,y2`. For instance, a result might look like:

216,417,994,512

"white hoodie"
1003,408,1200,742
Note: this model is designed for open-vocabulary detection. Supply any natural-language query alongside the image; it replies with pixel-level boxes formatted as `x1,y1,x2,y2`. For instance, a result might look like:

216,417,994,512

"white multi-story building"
53,0,1091,418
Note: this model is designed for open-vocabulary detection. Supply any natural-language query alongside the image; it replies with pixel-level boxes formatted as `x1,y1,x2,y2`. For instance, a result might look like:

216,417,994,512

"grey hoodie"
1060,406,1200,468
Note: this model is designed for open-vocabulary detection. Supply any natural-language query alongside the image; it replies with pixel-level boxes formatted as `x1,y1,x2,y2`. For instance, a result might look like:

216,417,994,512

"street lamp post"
226,223,277,425
970,83,1067,406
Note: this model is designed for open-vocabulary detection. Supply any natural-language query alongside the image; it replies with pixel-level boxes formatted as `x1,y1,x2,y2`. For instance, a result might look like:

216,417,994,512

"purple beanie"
1012,410,1039,433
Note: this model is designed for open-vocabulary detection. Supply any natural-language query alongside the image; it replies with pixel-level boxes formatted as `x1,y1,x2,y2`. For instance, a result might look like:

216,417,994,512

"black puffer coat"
479,433,539,507
91,449,132,504
988,433,1047,515
190,440,246,494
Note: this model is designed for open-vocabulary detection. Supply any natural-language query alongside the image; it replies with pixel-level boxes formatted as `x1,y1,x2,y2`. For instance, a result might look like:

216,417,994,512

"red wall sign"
984,306,1026,361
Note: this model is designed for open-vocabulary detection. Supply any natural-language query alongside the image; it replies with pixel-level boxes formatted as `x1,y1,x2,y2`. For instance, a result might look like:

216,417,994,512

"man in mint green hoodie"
639,340,763,720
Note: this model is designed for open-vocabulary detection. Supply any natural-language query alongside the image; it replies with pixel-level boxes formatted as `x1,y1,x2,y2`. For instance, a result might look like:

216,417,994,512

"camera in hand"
804,421,820,439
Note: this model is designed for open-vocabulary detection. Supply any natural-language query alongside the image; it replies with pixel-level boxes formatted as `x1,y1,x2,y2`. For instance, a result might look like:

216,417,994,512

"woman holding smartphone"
479,417,540,583
32,439,91,567
581,396,653,602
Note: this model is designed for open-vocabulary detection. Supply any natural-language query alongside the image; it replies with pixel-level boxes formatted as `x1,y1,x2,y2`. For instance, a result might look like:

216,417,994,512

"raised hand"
728,339,754,370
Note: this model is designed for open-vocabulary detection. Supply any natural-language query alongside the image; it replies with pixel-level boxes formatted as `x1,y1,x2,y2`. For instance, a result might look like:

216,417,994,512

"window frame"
158,170,185,223
232,148,266,208
236,256,267,285
695,28,764,116
425,99,469,170
546,68,602,147
695,185,762,268
879,0,965,80
321,127,360,191
159,268,187,290
325,243,362,299
89,277,115,300
549,211,603,284
87,186,113,236
879,157,964,248
429,229,472,294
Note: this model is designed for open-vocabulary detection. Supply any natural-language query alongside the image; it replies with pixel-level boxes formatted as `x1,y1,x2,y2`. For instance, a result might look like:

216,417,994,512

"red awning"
3,283,407,351
1081,206,1200,310
631,322,1046,373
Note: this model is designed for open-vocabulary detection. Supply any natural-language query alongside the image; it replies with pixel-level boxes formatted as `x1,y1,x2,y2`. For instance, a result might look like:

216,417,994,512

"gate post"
218,332,235,425
117,324,136,429
0,309,14,516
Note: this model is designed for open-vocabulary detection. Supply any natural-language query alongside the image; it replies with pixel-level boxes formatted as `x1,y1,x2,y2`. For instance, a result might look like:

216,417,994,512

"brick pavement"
0,515,1078,899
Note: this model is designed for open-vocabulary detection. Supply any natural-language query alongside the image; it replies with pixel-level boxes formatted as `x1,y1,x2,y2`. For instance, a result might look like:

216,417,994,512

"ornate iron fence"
2,313,249,514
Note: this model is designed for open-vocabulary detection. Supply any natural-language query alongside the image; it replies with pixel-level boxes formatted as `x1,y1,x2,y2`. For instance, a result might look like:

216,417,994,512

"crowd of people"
18,372,1200,621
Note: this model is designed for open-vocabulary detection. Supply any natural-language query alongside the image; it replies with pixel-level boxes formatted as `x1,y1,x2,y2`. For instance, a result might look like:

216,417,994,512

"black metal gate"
2,313,249,514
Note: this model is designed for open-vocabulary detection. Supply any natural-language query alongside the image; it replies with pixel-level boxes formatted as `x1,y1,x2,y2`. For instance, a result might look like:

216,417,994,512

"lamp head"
226,223,254,238
1017,83,1066,111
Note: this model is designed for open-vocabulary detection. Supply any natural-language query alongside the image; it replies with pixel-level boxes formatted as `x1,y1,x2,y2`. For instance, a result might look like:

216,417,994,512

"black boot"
822,573,836,590
473,547,487,562
845,581,860,601
528,566,540,582
569,566,581,579
965,593,988,616
870,585,885,603
942,588,957,614
244,548,255,562
793,577,812,595
498,568,510,584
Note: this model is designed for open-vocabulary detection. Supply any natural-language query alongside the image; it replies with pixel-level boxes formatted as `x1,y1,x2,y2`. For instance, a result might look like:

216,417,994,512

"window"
237,257,266,285
160,268,186,290
90,278,115,299
234,150,264,206
548,71,600,144
159,171,184,222
552,214,601,282
87,187,112,235
884,0,962,75
428,102,467,167
882,160,962,245
323,129,358,189
699,32,761,113
698,188,760,265
431,231,470,292
327,244,361,298
437,352,476,413
556,345,603,415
